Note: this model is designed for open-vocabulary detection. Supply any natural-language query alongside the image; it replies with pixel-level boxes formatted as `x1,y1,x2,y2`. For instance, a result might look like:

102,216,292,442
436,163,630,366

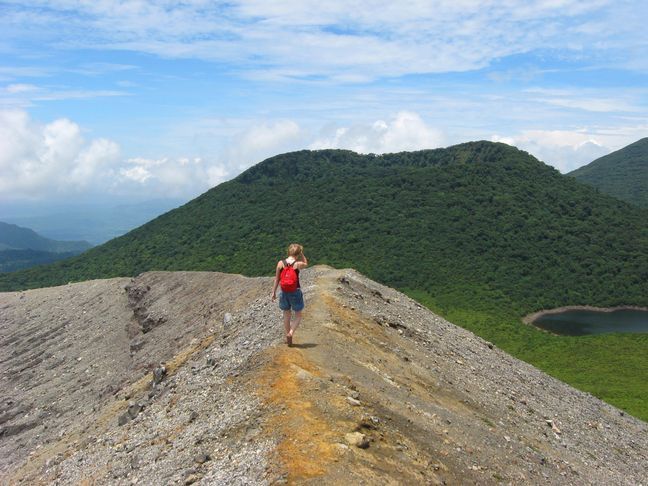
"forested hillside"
0,222,91,272
0,221,91,253
569,137,648,208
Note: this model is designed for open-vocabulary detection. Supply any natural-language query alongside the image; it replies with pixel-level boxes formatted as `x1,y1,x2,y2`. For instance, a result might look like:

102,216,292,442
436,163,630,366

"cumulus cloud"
116,156,230,197
119,165,153,184
0,111,306,201
491,130,612,172
0,110,238,201
0,110,120,198
310,112,444,154
223,120,303,171
3,109,642,203
1,109,446,201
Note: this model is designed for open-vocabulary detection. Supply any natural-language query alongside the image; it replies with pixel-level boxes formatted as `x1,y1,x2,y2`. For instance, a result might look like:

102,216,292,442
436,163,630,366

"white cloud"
116,156,229,197
523,87,641,114
491,129,617,172
1,109,442,201
70,62,138,76
0,83,129,108
0,111,306,200
310,111,444,153
0,110,121,197
119,165,152,184
126,157,167,169
6,83,38,94
0,66,51,82
541,97,636,113
2,109,644,202
32,89,128,101
2,1,642,81
223,120,303,171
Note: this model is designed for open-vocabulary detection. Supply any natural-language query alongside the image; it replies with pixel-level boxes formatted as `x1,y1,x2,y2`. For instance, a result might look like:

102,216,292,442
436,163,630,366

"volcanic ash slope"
1,266,646,485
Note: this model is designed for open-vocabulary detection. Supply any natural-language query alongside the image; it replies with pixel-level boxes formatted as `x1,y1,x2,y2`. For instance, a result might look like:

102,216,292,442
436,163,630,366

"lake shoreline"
522,305,648,325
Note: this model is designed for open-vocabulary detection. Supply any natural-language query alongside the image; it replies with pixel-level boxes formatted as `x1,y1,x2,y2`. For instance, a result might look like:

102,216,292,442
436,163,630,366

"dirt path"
256,268,471,484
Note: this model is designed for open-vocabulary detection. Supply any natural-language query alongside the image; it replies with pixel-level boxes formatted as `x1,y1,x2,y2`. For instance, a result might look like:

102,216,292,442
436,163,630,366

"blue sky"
1,0,647,203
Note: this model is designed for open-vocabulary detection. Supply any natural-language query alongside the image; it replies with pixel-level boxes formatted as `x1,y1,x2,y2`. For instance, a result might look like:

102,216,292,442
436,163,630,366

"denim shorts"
279,288,304,311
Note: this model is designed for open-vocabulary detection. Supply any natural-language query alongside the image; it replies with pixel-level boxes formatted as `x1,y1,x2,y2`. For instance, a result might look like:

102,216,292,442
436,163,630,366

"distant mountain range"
0,222,91,272
1,141,646,419
0,198,185,244
569,137,648,208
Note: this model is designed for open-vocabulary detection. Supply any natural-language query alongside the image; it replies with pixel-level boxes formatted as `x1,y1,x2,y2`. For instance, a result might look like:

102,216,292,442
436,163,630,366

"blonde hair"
287,243,303,257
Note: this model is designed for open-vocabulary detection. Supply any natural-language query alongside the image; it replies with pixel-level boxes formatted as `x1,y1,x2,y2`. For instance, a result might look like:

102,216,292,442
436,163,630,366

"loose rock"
345,432,370,449
346,396,361,407
194,453,210,464
153,365,167,385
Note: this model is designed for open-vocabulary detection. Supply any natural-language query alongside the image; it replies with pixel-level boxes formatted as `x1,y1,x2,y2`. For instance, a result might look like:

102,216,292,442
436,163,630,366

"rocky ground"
1,266,646,485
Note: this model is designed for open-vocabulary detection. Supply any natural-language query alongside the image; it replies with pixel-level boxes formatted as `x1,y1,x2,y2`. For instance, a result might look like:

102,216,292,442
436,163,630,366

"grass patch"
406,289,648,422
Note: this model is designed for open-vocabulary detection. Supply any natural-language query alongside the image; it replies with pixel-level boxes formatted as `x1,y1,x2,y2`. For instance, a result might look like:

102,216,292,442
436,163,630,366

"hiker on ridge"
272,243,308,346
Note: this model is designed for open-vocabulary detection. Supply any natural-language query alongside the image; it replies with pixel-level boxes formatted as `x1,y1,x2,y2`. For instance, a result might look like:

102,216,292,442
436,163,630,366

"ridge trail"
256,268,448,483
256,267,648,484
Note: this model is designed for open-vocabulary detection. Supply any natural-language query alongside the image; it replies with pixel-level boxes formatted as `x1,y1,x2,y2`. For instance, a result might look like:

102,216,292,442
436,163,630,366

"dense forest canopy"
569,137,648,209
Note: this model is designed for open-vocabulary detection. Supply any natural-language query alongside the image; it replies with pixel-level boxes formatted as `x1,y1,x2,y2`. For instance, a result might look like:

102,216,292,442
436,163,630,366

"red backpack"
280,260,299,292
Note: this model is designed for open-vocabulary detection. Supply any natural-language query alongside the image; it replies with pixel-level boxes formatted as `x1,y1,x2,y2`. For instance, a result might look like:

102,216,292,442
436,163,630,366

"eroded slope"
0,271,270,481
1,266,646,485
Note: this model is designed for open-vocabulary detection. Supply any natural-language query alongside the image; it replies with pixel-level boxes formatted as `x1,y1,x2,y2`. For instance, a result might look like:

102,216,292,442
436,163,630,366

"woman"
272,243,308,346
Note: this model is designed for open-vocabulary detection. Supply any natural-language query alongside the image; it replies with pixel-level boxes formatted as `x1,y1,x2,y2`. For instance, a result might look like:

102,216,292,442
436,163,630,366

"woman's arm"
294,253,308,270
271,261,283,300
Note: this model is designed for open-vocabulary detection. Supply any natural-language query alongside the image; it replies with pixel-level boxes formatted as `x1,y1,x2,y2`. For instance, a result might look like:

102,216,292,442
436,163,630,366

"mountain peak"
235,141,541,185
569,137,648,208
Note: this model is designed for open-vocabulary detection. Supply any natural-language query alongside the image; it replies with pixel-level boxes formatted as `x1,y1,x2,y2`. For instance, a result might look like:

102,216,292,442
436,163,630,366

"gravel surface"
1,266,646,485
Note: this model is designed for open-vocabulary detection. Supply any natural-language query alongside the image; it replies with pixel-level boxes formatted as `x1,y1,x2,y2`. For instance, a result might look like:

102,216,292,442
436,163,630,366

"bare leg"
289,311,302,337
283,310,292,338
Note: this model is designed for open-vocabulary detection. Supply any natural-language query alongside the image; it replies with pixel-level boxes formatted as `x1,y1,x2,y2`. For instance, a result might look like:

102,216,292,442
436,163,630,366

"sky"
1,0,647,204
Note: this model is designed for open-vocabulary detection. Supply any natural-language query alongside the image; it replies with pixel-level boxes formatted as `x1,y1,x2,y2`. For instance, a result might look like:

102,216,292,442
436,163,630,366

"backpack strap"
282,259,293,267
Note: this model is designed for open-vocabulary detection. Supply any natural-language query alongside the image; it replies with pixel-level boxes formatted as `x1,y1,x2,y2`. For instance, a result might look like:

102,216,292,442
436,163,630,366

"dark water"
532,309,648,336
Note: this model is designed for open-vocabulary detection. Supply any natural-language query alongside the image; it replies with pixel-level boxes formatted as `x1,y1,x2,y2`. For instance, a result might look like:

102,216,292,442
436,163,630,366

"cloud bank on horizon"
1,0,646,201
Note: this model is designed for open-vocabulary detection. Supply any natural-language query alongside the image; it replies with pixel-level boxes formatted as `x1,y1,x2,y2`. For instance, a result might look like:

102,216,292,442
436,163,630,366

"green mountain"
0,249,79,272
0,221,92,253
1,141,647,419
568,137,648,208
0,221,92,272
